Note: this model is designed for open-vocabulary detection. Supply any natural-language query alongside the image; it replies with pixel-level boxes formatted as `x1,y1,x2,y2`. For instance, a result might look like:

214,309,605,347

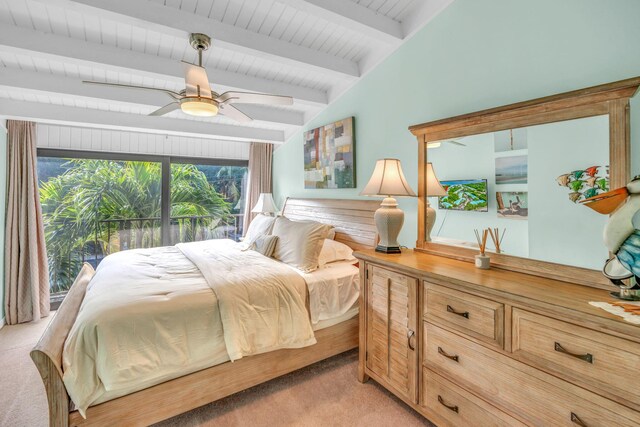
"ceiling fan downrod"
189,33,211,67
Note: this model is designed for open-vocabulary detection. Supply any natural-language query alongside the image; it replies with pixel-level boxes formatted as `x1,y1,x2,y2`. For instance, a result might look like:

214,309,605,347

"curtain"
4,120,50,324
243,142,273,234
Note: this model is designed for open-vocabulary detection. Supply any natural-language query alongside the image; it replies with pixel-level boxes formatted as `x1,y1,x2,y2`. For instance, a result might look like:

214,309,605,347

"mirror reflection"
426,115,610,270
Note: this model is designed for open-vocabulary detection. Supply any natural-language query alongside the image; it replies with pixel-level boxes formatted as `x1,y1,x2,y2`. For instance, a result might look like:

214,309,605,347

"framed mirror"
410,77,640,289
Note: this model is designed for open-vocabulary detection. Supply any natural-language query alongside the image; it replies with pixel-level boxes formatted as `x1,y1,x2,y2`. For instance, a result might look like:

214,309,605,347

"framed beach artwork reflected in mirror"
304,117,355,189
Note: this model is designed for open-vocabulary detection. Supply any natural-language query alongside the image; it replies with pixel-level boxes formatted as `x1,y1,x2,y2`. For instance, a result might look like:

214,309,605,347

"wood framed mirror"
410,77,640,289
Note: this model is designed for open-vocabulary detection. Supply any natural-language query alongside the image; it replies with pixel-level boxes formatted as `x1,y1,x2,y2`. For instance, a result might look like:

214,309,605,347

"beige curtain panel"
4,120,50,325
243,142,273,234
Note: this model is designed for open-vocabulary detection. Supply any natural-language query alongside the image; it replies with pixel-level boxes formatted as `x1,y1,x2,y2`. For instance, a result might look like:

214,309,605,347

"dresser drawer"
424,323,640,426
512,308,640,409
424,282,504,348
421,368,526,427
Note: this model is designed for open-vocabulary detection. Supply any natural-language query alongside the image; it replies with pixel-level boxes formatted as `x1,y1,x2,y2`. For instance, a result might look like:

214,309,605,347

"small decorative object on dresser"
361,158,416,253
473,228,490,269
581,177,640,300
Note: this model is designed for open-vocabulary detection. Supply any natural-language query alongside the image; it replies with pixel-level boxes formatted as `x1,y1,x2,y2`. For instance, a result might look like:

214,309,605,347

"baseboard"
0,316,5,330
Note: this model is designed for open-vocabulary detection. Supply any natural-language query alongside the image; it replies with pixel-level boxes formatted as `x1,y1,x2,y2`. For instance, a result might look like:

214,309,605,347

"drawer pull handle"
438,395,459,413
447,305,469,319
571,412,588,426
437,346,459,362
554,342,593,364
407,329,415,351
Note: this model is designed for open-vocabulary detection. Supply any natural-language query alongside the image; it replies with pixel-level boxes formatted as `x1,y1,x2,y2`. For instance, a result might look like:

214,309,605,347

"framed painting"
304,117,355,189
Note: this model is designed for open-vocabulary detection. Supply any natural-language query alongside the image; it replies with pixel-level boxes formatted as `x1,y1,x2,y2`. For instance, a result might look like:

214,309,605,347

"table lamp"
251,193,277,216
361,159,416,253
426,162,447,241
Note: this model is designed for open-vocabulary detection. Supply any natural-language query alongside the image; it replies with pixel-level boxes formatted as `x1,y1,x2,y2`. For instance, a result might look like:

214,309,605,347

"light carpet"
0,316,434,426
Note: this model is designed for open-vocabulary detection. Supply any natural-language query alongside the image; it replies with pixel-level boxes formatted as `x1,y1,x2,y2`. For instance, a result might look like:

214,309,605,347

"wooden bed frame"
31,197,380,426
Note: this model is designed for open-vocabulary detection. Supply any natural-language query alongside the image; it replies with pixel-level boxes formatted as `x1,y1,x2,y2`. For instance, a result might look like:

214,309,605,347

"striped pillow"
252,235,279,258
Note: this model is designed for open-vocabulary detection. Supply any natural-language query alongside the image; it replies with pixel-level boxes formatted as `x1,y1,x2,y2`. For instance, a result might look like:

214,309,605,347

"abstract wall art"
303,117,355,189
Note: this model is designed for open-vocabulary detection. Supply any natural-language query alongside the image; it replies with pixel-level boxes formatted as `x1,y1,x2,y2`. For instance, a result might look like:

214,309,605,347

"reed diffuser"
488,228,506,254
474,228,490,269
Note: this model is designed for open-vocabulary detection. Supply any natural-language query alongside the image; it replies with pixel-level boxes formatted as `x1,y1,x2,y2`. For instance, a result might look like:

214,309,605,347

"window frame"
37,148,248,247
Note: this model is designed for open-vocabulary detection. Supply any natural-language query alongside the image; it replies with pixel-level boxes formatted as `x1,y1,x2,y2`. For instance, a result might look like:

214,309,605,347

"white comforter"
62,239,315,417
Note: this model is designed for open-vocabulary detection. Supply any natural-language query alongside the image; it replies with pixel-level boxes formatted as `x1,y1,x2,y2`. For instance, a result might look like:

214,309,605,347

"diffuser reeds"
488,228,506,254
474,228,489,255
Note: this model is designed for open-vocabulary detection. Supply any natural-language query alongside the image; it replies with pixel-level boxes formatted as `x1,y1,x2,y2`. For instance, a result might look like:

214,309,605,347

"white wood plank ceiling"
0,0,453,146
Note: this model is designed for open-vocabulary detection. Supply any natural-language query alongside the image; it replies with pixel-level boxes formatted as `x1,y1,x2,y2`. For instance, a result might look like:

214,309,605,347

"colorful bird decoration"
585,166,600,177
569,179,584,192
556,164,609,204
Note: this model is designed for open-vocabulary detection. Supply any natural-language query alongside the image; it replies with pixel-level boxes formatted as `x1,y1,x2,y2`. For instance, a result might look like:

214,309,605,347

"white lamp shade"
251,193,277,214
360,158,416,197
426,163,447,197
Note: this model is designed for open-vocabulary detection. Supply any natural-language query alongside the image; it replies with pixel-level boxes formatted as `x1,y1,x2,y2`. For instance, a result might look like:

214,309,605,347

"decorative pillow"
252,235,279,258
317,239,356,268
271,217,332,273
243,214,276,246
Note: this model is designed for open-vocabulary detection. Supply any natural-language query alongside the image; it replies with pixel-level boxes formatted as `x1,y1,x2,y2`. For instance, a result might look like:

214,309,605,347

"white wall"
528,116,609,269
37,124,250,160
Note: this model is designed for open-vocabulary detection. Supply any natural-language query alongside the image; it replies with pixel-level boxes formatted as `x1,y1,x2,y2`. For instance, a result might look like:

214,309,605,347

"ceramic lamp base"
426,200,436,242
374,197,404,254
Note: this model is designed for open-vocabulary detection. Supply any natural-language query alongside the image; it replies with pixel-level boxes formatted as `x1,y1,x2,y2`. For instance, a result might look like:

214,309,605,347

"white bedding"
62,239,359,416
293,261,359,325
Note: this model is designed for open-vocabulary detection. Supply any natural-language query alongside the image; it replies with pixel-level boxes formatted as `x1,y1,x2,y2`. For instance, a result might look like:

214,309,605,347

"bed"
31,198,379,426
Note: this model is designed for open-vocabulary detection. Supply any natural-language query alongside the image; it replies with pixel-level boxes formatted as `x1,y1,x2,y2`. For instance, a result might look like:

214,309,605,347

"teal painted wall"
273,0,640,247
0,123,6,322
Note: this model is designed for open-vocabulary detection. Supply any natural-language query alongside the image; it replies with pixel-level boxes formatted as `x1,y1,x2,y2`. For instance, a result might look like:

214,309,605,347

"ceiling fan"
83,33,293,123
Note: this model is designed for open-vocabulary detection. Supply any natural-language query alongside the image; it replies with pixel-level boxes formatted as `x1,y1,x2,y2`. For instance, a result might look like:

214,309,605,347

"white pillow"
318,239,356,268
271,217,332,273
243,214,276,246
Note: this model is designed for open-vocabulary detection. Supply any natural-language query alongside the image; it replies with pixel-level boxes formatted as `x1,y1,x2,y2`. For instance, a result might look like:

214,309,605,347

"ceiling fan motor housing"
189,33,211,51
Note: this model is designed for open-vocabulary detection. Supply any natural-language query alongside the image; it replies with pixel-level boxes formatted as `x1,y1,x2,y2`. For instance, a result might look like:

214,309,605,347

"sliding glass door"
37,151,247,295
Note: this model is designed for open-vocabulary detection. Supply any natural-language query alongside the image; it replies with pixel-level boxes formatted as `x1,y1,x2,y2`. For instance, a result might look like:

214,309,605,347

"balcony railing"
48,212,244,295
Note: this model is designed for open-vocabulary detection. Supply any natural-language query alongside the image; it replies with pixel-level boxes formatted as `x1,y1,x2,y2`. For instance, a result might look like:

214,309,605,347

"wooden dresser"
355,250,640,427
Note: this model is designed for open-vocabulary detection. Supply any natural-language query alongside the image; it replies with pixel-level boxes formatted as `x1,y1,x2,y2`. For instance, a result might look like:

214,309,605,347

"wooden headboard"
282,198,379,251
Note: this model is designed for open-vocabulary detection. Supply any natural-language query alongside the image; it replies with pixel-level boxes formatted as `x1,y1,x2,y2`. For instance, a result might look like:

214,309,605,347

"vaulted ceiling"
0,0,452,145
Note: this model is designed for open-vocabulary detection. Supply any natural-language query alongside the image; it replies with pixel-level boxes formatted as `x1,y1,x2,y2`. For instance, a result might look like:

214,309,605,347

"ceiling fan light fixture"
180,98,219,117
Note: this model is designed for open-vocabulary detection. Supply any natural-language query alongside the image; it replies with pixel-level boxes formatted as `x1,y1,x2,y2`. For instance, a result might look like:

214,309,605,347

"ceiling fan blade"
182,61,212,99
219,104,253,123
149,102,180,116
448,140,466,146
216,91,293,106
83,80,182,100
